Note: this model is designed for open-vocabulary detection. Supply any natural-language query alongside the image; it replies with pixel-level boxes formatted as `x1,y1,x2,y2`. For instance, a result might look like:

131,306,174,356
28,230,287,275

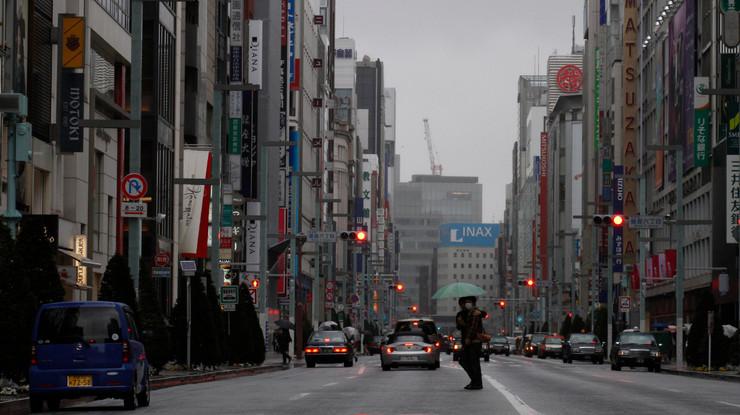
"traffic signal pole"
128,0,143,294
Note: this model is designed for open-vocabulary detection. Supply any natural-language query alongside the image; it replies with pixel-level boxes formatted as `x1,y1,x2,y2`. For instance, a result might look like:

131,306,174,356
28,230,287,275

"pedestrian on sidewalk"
460,296,484,390
278,328,292,365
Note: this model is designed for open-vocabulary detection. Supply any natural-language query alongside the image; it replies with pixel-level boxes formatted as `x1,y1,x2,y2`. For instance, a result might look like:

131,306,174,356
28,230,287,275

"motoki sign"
59,71,84,153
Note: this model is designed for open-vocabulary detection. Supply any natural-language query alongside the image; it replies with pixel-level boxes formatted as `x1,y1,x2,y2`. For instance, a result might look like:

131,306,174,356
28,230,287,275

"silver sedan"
381,334,437,371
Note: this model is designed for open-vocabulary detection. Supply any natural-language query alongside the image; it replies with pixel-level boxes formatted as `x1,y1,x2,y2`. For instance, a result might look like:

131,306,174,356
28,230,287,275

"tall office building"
394,175,482,314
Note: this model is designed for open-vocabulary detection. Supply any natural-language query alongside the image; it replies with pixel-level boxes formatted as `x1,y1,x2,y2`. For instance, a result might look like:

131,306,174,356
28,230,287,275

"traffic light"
393,282,405,293
593,214,626,227
409,305,418,313
250,279,260,289
499,300,506,309
340,229,368,242
567,312,574,318
526,278,535,287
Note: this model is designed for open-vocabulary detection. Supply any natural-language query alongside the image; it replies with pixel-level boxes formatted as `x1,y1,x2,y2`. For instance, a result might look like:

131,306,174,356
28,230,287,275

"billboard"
439,223,500,247
179,150,212,258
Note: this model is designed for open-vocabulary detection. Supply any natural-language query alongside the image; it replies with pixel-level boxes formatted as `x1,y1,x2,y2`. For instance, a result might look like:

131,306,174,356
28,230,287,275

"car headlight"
618,350,629,356
651,351,661,357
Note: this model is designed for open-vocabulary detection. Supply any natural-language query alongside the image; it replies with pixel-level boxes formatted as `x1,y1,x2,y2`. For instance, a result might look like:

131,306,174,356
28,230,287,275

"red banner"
290,58,301,90
631,266,640,290
539,132,549,280
665,249,677,278
532,219,538,297
651,255,660,282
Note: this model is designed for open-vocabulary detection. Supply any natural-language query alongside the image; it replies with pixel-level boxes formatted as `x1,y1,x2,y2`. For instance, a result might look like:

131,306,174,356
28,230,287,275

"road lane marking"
346,376,358,379
484,375,540,415
358,366,367,375
719,401,740,409
289,393,310,401
323,382,338,387
662,388,681,393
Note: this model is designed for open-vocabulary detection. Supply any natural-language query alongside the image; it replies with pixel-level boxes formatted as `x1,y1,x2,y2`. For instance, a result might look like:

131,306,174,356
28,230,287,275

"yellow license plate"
67,375,92,387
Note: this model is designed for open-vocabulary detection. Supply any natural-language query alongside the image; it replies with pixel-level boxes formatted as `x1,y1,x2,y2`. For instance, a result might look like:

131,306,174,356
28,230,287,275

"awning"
58,249,103,268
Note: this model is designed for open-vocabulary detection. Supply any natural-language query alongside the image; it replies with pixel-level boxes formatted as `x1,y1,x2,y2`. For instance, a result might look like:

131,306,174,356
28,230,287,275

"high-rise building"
394,175,482,314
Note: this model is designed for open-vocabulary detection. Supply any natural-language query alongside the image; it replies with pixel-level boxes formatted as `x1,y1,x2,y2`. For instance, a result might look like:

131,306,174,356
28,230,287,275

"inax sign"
439,223,500,247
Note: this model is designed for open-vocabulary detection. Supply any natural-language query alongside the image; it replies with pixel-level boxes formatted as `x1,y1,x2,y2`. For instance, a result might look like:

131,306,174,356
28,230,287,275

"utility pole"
128,0,143,294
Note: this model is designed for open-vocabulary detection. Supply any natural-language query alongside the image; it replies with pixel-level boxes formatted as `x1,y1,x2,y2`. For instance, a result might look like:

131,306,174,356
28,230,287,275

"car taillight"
453,344,460,350
305,347,319,354
333,347,348,353
30,345,37,366
122,340,130,364
404,343,413,346
435,341,440,348
424,346,433,353
385,347,395,354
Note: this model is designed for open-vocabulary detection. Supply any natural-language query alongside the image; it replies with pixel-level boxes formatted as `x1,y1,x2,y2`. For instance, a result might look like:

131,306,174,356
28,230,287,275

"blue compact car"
29,301,150,412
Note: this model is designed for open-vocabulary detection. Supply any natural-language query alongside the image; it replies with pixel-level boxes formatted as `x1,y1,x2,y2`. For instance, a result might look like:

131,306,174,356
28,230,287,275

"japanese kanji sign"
727,154,740,243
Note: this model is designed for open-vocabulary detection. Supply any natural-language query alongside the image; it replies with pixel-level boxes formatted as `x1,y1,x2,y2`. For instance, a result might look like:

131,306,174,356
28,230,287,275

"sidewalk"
0,353,302,415
661,364,740,383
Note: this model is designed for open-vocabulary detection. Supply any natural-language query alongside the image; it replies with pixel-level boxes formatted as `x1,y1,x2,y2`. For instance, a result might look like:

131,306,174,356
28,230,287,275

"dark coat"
277,329,292,352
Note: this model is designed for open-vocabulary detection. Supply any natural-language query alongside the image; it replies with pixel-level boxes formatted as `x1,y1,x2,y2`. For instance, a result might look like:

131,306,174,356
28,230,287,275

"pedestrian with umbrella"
432,282,487,390
275,320,295,365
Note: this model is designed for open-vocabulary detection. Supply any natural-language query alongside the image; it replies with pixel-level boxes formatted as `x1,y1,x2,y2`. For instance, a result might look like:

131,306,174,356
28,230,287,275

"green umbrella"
432,282,486,300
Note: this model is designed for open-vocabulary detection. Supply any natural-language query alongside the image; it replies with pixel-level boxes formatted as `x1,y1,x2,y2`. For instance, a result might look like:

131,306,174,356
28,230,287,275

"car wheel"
344,359,354,367
428,364,437,370
306,360,316,368
506,352,510,357
611,363,621,371
29,396,43,413
599,359,604,365
484,355,490,362
654,364,661,373
647,365,654,372
123,383,137,410
137,373,151,407
435,360,441,369
592,358,598,365
46,398,60,411
382,364,391,371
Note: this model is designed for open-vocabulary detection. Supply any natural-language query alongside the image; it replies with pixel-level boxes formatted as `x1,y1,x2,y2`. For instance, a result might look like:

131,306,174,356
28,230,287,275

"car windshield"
309,332,346,343
37,306,121,344
545,338,562,344
396,320,436,336
393,335,427,344
570,334,599,343
493,336,507,343
531,334,545,343
619,334,656,345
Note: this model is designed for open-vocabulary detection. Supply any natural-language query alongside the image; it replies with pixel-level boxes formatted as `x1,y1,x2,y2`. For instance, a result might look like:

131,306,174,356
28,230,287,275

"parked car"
610,331,662,372
29,301,150,412
381,333,437,371
305,331,355,368
366,336,385,355
649,331,674,362
562,333,604,364
524,333,546,357
506,337,517,354
490,336,510,356
537,335,564,359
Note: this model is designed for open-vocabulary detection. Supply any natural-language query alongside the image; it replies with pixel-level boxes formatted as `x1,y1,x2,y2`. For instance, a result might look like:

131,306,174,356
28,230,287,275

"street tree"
0,224,36,381
136,260,171,373
16,219,64,306
99,255,137,311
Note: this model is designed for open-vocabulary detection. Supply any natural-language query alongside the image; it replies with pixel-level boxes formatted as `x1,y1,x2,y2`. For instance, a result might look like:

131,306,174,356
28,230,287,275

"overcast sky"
336,0,583,221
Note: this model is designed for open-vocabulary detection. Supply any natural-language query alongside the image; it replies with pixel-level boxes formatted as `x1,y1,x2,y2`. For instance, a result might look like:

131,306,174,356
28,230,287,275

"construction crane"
423,118,443,176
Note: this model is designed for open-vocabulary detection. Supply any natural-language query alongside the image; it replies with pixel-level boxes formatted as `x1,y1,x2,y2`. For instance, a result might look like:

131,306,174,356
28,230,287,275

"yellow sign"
62,16,85,69
74,234,87,287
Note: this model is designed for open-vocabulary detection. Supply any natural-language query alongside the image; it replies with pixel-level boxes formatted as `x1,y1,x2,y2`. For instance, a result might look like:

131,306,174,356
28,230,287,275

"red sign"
154,252,170,267
121,173,148,200
556,64,583,93
539,132,549,281
665,249,677,278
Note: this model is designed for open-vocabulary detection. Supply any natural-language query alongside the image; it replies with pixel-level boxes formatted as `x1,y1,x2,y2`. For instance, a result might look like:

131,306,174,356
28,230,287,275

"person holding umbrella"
275,320,295,365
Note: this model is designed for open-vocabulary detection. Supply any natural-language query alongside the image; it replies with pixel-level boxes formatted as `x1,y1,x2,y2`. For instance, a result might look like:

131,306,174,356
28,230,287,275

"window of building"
468,264,472,269
95,0,130,31
482,264,486,269
476,253,480,258
158,24,176,123
476,264,480,269
468,253,472,258
453,252,457,258
476,275,479,280
453,263,457,269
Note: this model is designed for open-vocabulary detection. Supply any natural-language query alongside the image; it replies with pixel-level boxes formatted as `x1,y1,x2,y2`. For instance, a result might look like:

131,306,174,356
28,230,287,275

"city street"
57,354,740,415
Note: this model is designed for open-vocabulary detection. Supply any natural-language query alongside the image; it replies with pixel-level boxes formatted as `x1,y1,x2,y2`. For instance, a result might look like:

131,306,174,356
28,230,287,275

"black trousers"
280,349,291,364
461,342,482,387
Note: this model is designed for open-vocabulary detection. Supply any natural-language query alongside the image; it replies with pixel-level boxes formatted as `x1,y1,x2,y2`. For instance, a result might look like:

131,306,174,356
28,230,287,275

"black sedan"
490,336,510,356
562,333,604,364
610,332,662,372
304,331,355,368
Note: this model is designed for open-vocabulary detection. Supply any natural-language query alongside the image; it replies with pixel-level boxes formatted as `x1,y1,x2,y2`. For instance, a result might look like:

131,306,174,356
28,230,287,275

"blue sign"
439,223,500,247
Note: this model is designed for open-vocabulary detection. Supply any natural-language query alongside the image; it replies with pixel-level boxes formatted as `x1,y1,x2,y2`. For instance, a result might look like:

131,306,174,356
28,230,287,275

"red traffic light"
612,214,624,227
395,282,405,292
526,278,535,287
499,300,506,309
409,305,418,313
250,279,260,289
356,230,367,241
